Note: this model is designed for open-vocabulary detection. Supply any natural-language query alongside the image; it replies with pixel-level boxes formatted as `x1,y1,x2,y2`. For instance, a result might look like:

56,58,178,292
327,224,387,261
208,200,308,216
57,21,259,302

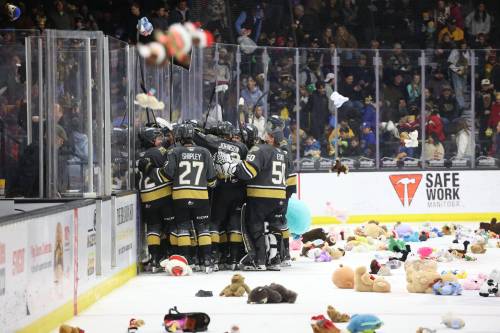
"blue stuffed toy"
431,227,444,237
403,231,420,242
432,281,463,296
286,197,311,235
347,314,383,333
137,17,153,36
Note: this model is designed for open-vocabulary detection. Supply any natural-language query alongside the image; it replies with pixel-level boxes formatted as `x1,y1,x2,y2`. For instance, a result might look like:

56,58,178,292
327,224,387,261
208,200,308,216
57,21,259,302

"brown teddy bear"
405,261,441,294
59,325,84,333
220,274,251,297
323,246,345,259
364,223,387,239
326,305,350,322
332,265,354,289
354,266,391,293
247,283,297,304
471,238,487,254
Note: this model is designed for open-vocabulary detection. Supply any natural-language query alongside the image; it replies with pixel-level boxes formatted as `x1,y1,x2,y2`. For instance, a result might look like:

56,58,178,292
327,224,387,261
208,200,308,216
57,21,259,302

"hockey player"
161,123,217,272
266,116,296,266
193,121,248,270
137,127,173,273
222,126,289,271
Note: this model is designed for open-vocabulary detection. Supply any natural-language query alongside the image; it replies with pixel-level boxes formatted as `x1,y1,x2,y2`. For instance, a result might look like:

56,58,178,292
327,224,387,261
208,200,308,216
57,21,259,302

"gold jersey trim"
172,188,209,200
140,186,172,202
247,187,286,199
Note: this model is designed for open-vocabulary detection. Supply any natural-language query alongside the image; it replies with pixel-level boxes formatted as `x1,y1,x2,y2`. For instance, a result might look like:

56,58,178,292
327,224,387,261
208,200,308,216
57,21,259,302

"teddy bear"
302,228,335,246
310,315,341,333
326,305,350,323
332,265,355,289
479,218,500,234
432,281,463,295
441,314,465,329
471,237,487,254
324,246,346,259
463,274,488,290
354,266,391,293
364,223,387,239
220,274,251,297
247,283,298,304
407,269,441,294
448,240,470,259
59,325,84,333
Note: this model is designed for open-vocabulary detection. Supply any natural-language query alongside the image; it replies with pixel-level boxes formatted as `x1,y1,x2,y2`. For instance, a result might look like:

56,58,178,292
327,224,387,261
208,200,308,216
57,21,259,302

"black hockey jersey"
138,146,172,203
279,139,297,196
163,145,217,200
234,143,288,200
194,131,248,187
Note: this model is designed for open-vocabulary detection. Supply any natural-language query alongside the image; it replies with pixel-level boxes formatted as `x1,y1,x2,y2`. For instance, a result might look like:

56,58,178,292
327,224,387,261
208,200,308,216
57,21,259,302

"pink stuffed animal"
417,247,433,259
463,274,488,290
290,239,303,251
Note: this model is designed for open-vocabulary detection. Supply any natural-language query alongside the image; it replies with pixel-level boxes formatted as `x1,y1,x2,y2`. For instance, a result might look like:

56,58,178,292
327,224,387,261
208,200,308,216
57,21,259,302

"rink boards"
0,193,137,333
299,170,500,224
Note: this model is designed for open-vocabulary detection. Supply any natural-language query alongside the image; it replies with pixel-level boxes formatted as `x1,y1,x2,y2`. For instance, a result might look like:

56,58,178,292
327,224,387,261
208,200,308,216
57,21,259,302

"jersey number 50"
179,161,204,185
271,161,286,185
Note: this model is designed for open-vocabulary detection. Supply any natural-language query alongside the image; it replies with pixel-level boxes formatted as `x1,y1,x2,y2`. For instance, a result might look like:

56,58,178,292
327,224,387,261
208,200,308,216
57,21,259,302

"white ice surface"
56,225,500,333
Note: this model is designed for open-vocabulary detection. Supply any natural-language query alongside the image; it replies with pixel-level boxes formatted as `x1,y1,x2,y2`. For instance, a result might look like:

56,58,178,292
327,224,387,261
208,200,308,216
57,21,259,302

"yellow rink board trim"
17,263,137,333
312,212,500,224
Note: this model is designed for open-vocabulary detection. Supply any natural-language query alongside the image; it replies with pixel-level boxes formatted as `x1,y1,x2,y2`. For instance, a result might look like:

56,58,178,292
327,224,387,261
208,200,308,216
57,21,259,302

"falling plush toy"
326,305,350,323
127,318,145,333
346,314,383,333
331,159,349,176
135,89,165,110
220,274,251,297
441,313,465,329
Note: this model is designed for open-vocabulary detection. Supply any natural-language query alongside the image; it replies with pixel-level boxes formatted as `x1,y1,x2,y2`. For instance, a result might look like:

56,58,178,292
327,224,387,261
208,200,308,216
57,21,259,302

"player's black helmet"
218,121,234,137
176,123,194,143
243,123,259,148
266,115,284,131
138,127,162,148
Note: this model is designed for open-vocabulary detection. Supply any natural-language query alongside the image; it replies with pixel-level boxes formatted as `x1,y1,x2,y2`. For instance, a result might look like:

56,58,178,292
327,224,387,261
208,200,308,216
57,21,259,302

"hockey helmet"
176,123,195,142
243,123,259,148
138,127,162,148
218,121,234,138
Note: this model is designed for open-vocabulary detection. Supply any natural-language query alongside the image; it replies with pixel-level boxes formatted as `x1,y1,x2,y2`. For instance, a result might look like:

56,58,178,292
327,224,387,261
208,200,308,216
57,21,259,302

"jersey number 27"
179,161,204,185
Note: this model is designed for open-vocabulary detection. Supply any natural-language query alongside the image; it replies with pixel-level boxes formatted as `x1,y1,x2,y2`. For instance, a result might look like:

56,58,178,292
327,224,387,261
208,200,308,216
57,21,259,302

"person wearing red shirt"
487,93,500,129
426,109,446,142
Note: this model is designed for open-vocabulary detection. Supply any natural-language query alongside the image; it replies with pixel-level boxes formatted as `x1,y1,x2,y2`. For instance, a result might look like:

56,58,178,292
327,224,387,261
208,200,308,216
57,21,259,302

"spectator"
170,0,190,25
235,3,263,43
487,92,500,131
434,0,451,31
465,2,492,40
428,68,450,100
350,54,374,97
383,73,406,116
424,132,445,161
344,136,362,157
327,120,355,156
125,3,143,44
490,56,500,92
151,4,170,32
438,18,464,43
291,4,319,46
387,43,412,76
360,122,376,158
361,96,376,130
437,85,460,125
335,25,358,59
476,79,495,148
493,121,500,158
241,76,263,113
321,26,335,48
455,118,473,159
425,87,437,111
419,10,437,49
341,0,358,33
304,135,321,158
435,32,456,69
305,82,330,143
396,132,415,160
426,109,446,142
48,0,74,30
289,120,306,155
449,1,465,30
338,73,363,117
406,73,421,104
248,105,266,141
448,40,470,109
324,73,336,114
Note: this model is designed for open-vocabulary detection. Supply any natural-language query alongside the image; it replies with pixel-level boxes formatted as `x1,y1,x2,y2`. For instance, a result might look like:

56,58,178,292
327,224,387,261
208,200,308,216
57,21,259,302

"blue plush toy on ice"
286,197,311,236
403,231,420,242
347,314,383,333
433,281,463,296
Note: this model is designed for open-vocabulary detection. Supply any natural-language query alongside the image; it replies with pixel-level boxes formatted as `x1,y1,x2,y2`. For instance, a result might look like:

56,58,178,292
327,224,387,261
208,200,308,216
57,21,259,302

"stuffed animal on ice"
442,314,465,329
364,222,388,239
463,273,488,290
479,269,500,297
471,236,487,254
448,240,470,259
405,259,440,294
354,266,391,293
394,222,413,238
369,259,392,276
301,239,345,260
127,319,145,333
346,314,383,333
220,274,251,297
247,283,297,304
326,305,350,323
59,325,84,333
310,315,340,333
135,90,165,110
160,255,192,276
441,270,467,280
287,197,312,236
403,231,420,242
301,228,335,246
479,217,500,234
332,265,355,289
432,281,463,295
417,247,433,259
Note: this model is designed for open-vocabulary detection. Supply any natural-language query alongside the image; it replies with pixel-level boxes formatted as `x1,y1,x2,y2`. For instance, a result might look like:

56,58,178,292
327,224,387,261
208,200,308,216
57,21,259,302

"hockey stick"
239,203,256,260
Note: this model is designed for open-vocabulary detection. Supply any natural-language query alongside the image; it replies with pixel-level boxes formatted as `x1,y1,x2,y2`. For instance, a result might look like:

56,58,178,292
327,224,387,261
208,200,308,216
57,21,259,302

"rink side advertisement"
114,195,137,268
300,170,500,223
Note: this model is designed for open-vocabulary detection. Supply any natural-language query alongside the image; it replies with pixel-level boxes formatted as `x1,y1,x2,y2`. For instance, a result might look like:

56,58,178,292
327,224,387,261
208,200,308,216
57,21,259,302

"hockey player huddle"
137,117,297,273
